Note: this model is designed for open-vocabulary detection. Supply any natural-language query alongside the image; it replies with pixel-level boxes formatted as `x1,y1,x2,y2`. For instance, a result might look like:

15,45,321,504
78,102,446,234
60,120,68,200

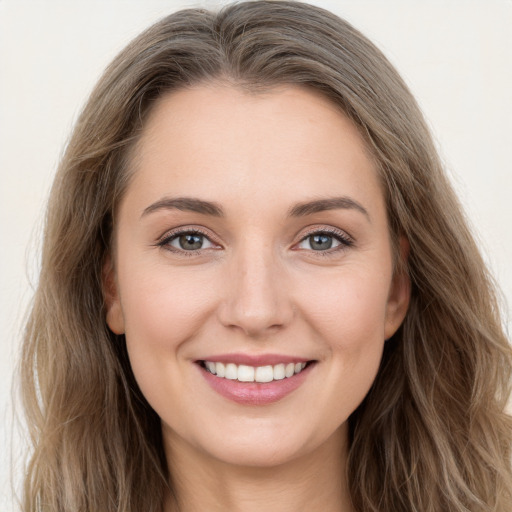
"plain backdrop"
1,0,511,509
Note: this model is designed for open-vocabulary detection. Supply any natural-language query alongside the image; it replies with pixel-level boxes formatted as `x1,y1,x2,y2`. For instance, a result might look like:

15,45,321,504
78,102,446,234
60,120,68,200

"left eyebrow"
287,196,371,221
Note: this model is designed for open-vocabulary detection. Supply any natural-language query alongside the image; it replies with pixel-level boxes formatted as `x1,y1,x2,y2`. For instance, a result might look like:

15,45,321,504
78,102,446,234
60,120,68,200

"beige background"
1,0,511,508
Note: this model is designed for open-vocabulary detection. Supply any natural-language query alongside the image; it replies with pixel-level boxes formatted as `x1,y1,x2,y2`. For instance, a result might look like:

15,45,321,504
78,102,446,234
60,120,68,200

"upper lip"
197,353,313,366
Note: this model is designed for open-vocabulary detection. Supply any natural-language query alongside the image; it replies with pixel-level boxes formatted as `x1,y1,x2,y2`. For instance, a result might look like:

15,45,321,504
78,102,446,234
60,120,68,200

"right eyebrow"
141,197,224,218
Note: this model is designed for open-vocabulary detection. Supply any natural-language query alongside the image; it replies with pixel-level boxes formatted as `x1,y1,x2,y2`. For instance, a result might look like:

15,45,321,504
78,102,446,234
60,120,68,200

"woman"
20,1,512,511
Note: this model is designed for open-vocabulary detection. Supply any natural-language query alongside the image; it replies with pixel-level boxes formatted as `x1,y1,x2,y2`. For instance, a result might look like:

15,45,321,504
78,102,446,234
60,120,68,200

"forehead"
123,84,385,222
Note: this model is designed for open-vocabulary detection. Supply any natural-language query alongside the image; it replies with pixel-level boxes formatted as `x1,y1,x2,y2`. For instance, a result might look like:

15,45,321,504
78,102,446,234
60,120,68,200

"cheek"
296,265,391,404
298,264,392,347
120,261,215,340
117,263,218,389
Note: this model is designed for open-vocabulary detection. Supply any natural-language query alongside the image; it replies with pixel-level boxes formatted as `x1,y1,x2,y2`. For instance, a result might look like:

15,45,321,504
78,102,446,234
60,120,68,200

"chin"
208,441,310,469
164,414,347,470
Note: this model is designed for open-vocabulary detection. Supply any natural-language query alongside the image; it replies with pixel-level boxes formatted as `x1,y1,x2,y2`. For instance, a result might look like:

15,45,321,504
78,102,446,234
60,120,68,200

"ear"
102,255,125,335
384,237,411,340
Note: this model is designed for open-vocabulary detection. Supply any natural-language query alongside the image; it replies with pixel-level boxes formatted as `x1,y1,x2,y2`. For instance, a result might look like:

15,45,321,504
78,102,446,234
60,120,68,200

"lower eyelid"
297,236,339,249
169,234,214,249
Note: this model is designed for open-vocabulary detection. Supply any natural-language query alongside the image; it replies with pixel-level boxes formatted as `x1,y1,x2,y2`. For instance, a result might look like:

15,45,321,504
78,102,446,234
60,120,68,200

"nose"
217,243,294,338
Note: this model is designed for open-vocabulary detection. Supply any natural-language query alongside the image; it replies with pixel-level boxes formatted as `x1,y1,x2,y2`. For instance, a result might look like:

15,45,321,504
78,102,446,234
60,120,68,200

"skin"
104,84,410,512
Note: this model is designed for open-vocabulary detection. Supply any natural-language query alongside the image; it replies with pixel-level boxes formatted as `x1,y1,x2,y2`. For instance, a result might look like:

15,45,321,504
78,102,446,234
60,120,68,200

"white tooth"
255,365,274,383
301,362,307,370
205,361,216,374
285,363,295,378
273,363,285,380
225,363,238,380
294,362,302,374
216,362,226,377
237,364,255,382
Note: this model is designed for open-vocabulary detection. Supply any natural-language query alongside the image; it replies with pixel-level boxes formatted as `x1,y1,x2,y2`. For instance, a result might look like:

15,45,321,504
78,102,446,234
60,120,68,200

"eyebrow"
141,195,370,221
287,197,370,221
141,197,224,218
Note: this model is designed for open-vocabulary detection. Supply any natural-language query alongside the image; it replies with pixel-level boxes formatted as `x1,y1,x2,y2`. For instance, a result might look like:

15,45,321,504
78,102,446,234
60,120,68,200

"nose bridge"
218,236,292,337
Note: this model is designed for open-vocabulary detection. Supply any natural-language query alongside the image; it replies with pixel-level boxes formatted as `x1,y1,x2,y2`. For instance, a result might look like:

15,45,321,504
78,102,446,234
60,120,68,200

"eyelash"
156,226,354,256
156,227,217,257
296,227,354,256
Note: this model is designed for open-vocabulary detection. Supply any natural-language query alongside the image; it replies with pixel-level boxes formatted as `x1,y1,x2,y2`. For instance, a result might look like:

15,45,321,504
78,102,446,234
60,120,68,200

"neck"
163,426,354,512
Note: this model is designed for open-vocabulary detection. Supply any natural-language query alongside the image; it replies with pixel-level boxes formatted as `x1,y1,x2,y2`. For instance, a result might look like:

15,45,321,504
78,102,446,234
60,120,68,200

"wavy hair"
20,1,512,511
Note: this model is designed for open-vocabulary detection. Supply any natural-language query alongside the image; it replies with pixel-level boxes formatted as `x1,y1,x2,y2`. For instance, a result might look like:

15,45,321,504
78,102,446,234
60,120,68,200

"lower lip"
198,363,315,405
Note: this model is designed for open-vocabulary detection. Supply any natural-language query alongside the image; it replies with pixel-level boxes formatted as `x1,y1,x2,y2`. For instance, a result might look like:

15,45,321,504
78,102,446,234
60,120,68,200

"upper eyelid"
297,225,353,242
158,226,217,243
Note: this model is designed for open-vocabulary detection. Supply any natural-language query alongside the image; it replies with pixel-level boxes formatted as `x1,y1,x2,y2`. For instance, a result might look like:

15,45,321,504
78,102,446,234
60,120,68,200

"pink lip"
196,360,315,406
197,353,311,366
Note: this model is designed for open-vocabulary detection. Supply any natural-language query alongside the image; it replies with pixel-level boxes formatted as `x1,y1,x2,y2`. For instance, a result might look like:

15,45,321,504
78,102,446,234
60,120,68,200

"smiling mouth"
198,360,313,383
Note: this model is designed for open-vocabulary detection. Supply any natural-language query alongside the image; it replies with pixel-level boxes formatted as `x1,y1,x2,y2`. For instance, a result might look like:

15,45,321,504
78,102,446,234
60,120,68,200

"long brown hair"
20,1,512,511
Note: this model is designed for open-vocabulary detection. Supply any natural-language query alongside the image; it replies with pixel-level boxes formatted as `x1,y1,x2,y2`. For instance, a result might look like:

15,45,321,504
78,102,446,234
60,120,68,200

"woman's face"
105,84,409,468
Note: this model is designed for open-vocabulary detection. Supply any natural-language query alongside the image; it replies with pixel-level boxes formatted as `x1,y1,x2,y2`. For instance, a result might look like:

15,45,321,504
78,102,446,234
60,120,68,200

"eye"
159,230,216,252
296,230,353,252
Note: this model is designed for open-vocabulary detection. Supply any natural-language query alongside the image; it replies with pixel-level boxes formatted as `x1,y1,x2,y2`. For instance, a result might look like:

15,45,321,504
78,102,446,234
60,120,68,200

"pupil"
311,234,332,250
180,234,203,250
